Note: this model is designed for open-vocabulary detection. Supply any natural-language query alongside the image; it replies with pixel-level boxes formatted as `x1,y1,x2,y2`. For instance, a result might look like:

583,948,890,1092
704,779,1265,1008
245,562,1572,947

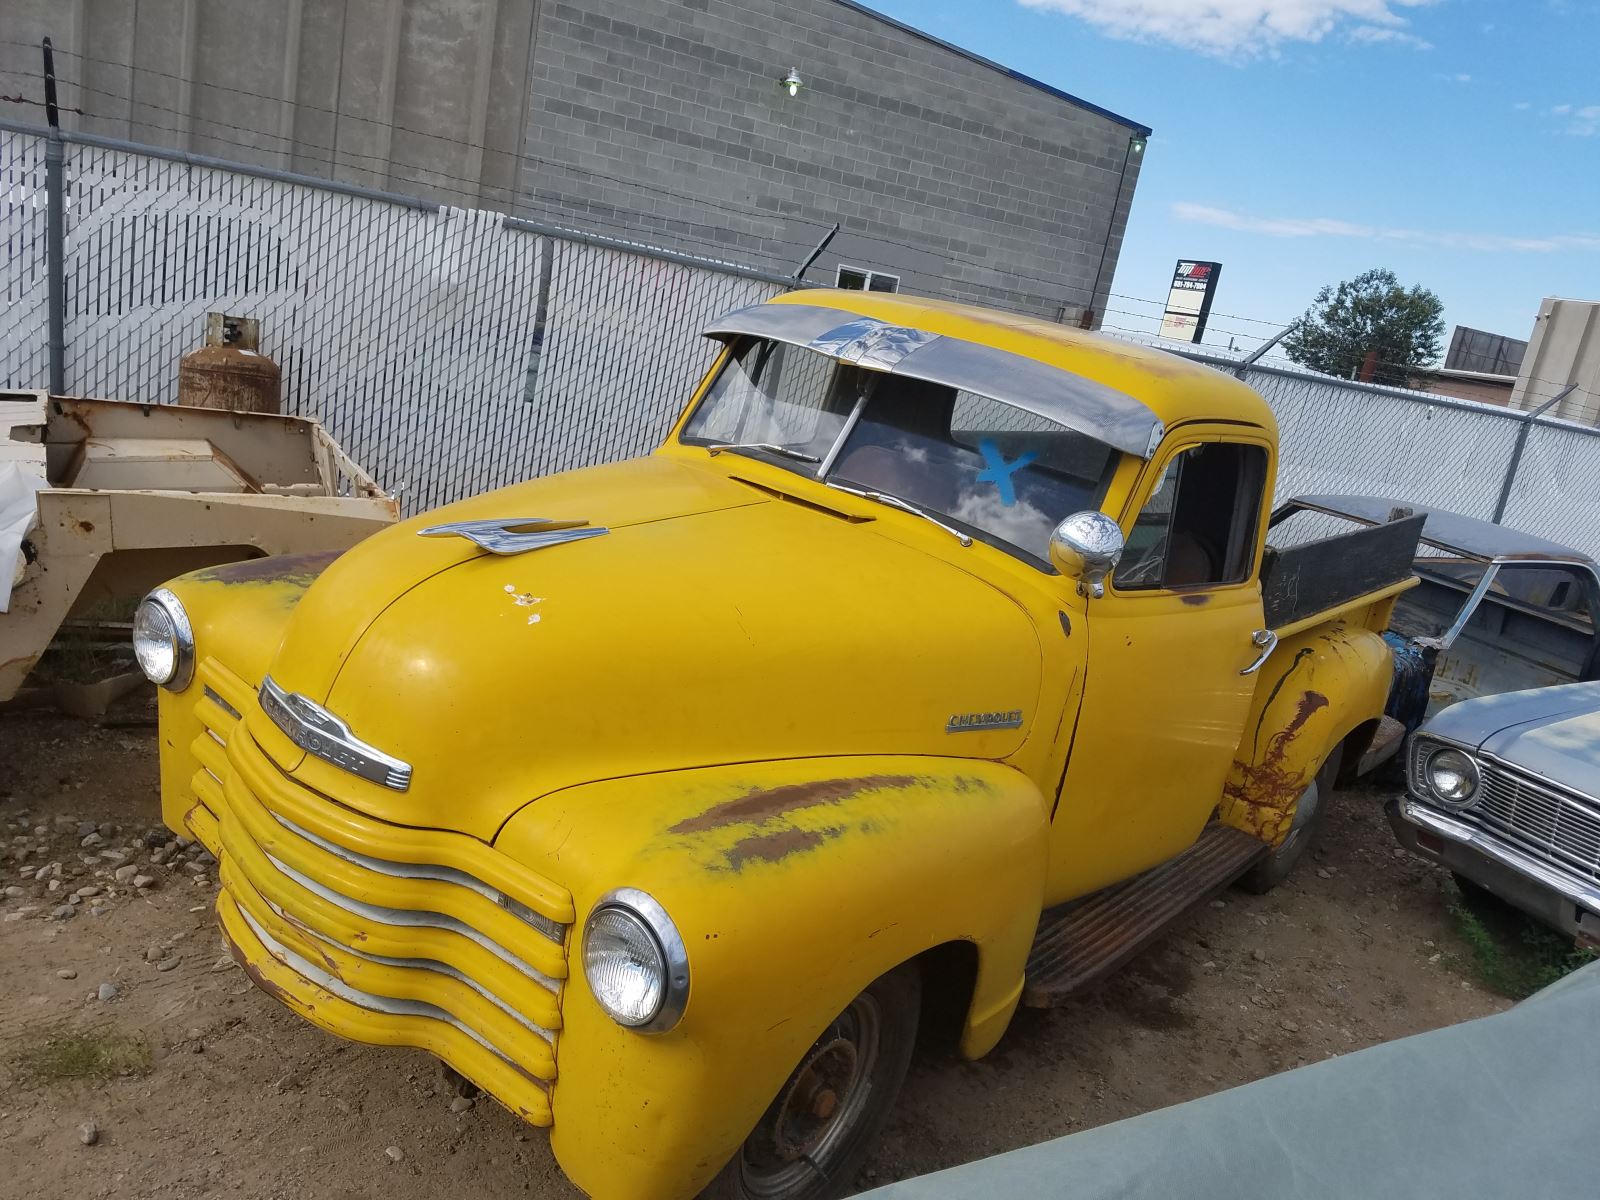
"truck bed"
1260,512,1426,630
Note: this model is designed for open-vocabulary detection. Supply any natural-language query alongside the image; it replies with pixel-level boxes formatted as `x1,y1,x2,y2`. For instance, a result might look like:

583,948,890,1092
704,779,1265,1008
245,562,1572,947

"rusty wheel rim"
738,993,883,1195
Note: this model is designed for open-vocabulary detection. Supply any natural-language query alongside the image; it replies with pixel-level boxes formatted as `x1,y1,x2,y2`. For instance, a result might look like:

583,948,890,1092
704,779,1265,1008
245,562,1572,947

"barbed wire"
1,54,1584,405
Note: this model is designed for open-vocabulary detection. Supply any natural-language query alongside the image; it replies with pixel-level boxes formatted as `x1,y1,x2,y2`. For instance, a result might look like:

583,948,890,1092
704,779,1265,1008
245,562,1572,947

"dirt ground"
1,709,1510,1200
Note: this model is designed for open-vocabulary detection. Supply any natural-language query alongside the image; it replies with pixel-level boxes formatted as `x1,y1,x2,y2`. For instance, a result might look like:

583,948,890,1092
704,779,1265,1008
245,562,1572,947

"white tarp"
0,461,48,613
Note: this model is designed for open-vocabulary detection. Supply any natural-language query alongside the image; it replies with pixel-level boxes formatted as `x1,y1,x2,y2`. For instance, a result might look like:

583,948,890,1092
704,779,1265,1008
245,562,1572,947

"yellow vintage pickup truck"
134,291,1424,1199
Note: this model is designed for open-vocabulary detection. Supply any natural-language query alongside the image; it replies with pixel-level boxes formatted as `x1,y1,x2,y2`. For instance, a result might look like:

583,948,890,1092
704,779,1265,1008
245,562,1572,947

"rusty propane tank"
177,313,281,414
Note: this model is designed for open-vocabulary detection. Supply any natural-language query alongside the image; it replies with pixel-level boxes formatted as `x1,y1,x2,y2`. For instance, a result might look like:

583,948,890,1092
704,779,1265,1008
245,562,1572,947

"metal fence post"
1491,383,1577,525
42,38,66,396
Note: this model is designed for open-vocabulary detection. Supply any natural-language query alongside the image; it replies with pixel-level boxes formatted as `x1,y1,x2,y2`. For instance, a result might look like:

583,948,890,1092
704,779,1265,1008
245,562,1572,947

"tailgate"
1261,511,1426,630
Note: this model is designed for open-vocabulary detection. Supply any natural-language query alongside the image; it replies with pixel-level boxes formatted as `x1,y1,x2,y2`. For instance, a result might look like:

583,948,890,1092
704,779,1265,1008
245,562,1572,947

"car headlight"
582,888,689,1032
1424,746,1480,809
132,588,195,690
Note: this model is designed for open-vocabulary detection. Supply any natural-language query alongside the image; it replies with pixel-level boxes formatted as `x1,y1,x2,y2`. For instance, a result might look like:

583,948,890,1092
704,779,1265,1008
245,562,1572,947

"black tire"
701,964,921,1200
1237,744,1343,894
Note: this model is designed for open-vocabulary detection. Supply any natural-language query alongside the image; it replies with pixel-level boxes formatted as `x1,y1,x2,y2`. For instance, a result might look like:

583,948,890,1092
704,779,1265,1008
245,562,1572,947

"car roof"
1287,494,1596,565
755,290,1278,444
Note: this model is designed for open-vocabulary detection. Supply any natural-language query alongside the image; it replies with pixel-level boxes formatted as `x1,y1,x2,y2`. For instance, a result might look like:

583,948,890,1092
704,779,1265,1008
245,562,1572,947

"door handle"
1240,629,1278,676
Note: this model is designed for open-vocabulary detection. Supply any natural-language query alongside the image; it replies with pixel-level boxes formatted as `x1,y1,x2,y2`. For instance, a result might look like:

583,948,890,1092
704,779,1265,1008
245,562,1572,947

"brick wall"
517,0,1148,320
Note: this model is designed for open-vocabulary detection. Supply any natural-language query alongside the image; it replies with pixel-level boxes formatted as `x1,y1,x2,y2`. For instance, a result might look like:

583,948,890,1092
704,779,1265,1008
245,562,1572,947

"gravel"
78,1121,98,1146
384,1147,404,1163
96,982,118,1002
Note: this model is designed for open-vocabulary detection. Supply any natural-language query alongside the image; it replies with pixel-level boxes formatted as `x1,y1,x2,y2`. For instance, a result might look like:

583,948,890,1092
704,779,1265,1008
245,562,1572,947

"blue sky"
867,0,1600,354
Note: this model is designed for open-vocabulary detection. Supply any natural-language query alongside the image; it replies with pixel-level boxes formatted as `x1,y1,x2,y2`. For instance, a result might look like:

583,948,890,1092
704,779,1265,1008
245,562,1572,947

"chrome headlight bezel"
582,887,689,1033
132,587,195,691
1421,742,1481,810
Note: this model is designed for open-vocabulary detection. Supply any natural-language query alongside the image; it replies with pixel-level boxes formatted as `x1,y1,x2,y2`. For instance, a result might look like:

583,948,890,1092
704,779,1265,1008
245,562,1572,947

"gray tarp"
866,961,1600,1199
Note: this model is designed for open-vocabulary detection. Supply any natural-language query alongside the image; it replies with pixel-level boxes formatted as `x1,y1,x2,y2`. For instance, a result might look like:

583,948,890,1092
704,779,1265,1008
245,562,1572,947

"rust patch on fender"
1179,592,1211,606
670,774,918,834
1223,690,1330,840
191,550,341,587
726,827,829,868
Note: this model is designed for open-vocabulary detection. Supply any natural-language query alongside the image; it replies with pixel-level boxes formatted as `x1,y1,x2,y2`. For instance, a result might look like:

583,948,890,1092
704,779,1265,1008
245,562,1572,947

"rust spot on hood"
726,827,829,868
191,550,341,587
670,774,918,834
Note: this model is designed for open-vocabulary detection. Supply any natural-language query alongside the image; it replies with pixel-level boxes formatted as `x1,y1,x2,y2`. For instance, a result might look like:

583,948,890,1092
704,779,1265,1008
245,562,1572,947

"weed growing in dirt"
1448,882,1597,1000
12,1029,152,1084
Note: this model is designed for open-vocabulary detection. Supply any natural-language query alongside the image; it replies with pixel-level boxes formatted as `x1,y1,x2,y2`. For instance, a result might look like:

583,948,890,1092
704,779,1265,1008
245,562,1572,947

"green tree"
1282,268,1445,387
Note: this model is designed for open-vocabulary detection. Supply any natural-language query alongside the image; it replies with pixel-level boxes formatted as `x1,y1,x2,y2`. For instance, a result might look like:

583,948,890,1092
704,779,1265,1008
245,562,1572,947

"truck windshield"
682,337,1119,566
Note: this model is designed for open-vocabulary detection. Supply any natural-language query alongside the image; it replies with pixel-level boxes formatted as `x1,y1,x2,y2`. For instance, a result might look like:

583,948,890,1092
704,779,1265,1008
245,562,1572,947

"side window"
1115,442,1267,591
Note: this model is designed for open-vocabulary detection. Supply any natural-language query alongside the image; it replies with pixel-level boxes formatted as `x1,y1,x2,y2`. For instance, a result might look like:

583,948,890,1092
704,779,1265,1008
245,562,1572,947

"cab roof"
765,289,1276,440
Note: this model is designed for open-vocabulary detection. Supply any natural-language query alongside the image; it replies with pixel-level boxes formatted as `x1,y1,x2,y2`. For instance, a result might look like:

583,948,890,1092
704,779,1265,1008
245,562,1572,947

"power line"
3,59,1579,397
1,47,835,240
11,50,1141,303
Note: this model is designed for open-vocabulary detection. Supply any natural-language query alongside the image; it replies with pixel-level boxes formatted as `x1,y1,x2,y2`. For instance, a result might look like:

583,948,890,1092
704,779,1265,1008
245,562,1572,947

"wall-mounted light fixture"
1130,135,1147,155
780,69,804,98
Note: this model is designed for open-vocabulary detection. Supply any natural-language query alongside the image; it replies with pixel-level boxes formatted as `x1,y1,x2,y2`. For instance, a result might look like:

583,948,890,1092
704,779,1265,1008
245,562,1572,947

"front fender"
1220,620,1393,845
156,553,339,835
494,757,1048,1200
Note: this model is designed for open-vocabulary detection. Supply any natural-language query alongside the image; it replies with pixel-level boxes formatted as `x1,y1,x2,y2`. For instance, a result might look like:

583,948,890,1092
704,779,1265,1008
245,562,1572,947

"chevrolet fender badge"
946,710,1024,733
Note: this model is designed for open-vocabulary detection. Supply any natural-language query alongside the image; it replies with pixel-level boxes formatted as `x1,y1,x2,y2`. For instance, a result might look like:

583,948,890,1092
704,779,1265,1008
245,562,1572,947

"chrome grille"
1459,759,1600,885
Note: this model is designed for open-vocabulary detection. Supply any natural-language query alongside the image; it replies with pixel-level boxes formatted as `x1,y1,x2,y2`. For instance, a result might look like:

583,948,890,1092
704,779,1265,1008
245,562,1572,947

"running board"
1023,824,1268,1007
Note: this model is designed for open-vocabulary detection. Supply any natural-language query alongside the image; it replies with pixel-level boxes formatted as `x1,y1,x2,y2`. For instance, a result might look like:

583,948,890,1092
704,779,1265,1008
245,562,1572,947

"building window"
836,265,900,293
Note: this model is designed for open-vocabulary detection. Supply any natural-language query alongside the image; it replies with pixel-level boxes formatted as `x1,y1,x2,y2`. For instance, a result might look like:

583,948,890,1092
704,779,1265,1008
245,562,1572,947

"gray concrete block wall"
517,0,1147,318
0,0,1148,320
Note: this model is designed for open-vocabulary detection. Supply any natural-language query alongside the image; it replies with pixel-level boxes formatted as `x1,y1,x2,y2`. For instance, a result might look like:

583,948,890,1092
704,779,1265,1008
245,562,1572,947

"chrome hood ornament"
417,517,609,555
260,676,413,791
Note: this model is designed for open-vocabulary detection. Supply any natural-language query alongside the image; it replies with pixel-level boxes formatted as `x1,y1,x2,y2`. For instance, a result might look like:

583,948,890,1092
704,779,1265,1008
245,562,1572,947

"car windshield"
681,338,1119,566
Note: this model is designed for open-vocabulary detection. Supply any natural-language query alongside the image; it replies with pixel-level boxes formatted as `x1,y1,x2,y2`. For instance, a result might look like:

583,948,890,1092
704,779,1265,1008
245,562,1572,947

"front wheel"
1237,743,1343,894
702,964,920,1200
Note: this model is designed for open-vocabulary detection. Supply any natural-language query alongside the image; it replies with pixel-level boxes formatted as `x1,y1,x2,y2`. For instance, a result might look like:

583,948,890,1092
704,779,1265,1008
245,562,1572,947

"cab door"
1045,430,1273,904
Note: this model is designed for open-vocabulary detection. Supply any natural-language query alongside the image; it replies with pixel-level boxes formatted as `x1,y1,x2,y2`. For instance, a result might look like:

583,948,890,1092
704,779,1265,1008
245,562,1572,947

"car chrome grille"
182,658,570,1124
1459,758,1600,886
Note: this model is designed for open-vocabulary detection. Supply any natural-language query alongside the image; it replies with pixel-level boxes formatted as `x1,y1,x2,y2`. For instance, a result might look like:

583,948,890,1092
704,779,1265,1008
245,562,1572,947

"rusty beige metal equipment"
1,389,397,704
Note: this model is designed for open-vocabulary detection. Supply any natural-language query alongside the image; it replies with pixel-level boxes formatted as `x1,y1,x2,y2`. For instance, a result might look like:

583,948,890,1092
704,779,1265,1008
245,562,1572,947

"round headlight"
582,889,689,1032
1425,747,1480,808
132,588,195,690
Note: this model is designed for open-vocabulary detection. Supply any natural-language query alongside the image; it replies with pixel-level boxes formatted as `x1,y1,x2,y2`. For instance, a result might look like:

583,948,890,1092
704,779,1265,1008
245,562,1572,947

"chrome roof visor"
702,302,1165,458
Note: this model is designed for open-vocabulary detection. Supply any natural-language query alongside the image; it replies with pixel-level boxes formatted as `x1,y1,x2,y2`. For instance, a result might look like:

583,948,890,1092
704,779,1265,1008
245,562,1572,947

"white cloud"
1017,0,1437,56
1432,71,1471,83
1172,201,1600,253
1513,100,1532,110
1547,103,1600,135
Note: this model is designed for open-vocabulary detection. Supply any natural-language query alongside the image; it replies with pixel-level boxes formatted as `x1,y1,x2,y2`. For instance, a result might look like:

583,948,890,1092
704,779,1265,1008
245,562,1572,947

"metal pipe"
42,39,65,396
1492,383,1579,524
791,222,839,285
1084,134,1139,329
1232,325,1292,379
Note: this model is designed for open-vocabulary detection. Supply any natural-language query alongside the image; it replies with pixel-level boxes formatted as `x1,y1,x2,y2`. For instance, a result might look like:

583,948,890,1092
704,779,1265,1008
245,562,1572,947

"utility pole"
43,37,66,396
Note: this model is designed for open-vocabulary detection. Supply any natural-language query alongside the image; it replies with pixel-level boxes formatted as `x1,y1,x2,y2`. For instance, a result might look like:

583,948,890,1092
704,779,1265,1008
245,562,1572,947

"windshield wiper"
705,442,821,464
824,481,973,547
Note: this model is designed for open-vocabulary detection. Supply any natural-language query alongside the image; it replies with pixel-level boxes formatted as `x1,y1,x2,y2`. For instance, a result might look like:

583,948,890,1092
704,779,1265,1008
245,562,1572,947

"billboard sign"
1158,260,1222,344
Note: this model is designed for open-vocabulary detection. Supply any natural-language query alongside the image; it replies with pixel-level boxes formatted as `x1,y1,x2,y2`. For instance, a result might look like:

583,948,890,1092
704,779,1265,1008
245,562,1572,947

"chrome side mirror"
1049,511,1125,599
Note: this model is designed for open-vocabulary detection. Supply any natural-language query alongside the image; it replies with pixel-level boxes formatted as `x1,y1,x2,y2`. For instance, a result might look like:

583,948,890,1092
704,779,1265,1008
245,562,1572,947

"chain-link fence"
4,119,1600,557
0,122,786,512
1146,346,1600,559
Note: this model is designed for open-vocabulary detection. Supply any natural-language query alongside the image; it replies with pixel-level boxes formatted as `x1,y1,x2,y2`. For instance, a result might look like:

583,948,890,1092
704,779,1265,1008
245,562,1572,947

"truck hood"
1472,681,1600,790
252,455,1043,840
